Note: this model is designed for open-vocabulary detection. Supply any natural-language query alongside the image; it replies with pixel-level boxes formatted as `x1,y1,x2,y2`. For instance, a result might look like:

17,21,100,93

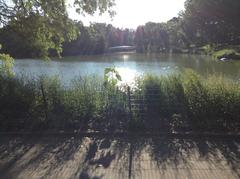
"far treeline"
0,0,240,59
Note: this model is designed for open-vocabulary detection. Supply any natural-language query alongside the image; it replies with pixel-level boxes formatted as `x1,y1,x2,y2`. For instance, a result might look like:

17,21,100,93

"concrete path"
0,136,239,179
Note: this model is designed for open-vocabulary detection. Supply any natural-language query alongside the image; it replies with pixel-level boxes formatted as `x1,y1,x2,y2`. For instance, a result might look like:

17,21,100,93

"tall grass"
0,74,128,131
0,70,239,132
132,70,240,131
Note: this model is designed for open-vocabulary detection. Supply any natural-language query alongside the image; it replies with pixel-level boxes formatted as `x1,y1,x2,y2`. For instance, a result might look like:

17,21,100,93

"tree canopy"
183,0,240,45
134,0,240,53
62,22,135,56
0,0,116,58
1,0,240,58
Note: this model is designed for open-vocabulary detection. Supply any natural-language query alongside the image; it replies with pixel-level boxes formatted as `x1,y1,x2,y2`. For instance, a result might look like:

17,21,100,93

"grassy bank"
213,49,240,60
0,71,240,133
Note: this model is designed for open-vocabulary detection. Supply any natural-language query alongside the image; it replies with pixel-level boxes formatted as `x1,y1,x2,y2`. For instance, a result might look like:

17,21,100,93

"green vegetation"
0,0,115,58
131,71,240,131
1,0,240,58
0,14,78,59
134,0,240,55
0,70,239,133
213,49,240,60
0,0,240,133
0,73,127,132
62,22,135,56
0,44,14,76
0,16,134,58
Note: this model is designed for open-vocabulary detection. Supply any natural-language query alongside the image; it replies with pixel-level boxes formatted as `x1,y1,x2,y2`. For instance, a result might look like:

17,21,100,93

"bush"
0,70,239,132
213,49,240,60
0,75,37,130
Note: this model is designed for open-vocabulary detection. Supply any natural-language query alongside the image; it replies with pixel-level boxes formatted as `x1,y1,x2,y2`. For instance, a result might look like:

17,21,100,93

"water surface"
14,53,240,84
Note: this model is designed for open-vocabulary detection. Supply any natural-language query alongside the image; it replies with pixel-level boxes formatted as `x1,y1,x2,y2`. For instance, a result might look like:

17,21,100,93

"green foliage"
133,74,186,129
0,75,37,129
0,73,127,131
134,0,240,54
1,0,240,58
0,70,240,132
74,0,116,17
133,70,240,131
63,76,102,120
104,67,122,87
0,44,14,76
62,22,135,56
200,44,213,54
0,0,115,58
213,49,240,60
182,70,209,126
135,22,170,53
0,14,78,59
183,0,240,45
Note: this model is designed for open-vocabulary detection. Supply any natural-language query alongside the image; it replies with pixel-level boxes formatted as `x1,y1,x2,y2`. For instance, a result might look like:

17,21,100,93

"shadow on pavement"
0,135,239,179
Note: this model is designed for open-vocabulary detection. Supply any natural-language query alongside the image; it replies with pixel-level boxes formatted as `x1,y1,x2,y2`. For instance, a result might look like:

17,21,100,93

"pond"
14,53,240,84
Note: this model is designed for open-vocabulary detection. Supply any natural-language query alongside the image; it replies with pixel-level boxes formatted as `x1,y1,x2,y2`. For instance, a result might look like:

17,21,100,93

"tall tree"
0,0,115,58
183,0,240,45
135,22,169,53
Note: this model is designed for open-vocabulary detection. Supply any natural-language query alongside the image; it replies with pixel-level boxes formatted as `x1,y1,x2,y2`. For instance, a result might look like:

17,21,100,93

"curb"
0,131,240,139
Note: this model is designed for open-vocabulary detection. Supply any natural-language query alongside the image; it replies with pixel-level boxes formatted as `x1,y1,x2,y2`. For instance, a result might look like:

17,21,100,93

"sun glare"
123,55,129,61
69,0,185,29
116,67,139,85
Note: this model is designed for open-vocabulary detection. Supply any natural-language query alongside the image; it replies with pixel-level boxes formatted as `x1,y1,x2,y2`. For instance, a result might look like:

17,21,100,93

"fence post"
128,139,133,179
127,86,132,122
40,79,48,121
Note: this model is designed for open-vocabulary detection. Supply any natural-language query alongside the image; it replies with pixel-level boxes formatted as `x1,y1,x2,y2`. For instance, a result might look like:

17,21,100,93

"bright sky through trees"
69,0,186,29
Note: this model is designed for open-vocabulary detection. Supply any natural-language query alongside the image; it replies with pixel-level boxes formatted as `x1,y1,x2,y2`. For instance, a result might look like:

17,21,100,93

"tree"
62,22,107,55
62,22,135,56
166,17,188,49
0,14,78,58
0,0,116,58
135,26,146,52
183,0,240,45
0,0,116,25
135,22,169,53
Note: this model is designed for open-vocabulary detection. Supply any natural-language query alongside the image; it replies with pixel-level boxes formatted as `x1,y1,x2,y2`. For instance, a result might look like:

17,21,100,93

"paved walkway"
0,136,239,179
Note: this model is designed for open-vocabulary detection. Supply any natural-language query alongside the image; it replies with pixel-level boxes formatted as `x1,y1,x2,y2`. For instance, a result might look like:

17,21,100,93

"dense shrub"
0,70,239,132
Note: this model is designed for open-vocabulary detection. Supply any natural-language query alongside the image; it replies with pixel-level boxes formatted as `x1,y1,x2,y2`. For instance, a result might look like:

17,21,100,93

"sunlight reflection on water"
116,67,140,85
13,54,240,86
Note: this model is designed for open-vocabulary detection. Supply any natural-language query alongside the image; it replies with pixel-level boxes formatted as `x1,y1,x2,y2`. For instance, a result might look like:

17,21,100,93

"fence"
1,79,239,132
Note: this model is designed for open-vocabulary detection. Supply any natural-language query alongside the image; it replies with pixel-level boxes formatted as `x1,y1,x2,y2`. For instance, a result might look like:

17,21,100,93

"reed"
0,70,239,132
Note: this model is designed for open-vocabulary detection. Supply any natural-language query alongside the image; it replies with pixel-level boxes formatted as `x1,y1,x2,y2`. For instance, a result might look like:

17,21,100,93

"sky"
68,0,186,29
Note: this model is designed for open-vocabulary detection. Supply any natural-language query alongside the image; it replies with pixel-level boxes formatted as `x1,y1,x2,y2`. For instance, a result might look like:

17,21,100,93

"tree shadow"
0,137,34,176
77,137,130,178
0,135,239,179
0,136,131,179
146,136,240,178
0,136,85,179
